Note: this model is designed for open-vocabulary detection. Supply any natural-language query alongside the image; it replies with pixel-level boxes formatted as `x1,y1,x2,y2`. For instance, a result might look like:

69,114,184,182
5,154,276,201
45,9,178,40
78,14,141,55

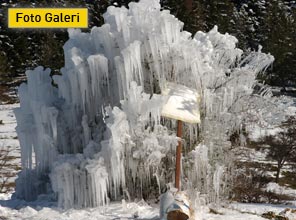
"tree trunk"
275,167,281,183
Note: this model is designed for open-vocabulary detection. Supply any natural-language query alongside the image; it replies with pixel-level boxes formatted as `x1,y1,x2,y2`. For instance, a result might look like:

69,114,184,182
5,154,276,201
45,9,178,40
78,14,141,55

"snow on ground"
266,182,296,198
0,104,19,152
0,193,296,220
248,125,283,142
0,193,159,220
229,202,296,215
0,104,21,192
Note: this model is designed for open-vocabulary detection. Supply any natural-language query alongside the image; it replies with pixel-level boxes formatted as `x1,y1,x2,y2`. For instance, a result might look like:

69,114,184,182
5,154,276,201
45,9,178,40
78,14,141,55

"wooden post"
175,120,182,190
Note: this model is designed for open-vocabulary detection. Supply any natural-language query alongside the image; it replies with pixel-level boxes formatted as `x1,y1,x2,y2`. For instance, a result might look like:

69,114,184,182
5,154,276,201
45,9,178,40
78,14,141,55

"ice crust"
161,82,200,123
14,0,274,208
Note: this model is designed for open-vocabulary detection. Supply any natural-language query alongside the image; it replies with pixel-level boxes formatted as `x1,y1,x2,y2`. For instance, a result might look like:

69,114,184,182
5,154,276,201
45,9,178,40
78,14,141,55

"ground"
0,104,295,220
0,104,21,193
0,192,295,220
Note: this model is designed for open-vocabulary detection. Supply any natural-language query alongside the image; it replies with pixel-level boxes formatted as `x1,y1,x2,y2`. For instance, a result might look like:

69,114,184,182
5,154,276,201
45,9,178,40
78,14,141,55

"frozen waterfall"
14,0,274,208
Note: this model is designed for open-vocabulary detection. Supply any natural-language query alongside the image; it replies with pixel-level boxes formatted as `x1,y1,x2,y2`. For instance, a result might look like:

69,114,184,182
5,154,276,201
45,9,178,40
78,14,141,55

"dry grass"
0,147,21,193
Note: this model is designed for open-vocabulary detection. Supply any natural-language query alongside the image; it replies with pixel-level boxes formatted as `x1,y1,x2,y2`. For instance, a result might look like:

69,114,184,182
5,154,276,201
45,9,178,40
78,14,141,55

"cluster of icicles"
14,0,274,208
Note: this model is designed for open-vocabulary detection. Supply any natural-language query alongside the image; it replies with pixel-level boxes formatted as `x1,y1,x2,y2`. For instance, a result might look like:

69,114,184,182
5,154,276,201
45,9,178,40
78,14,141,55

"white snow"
266,182,296,199
1,192,296,220
229,202,296,217
0,193,159,220
0,104,21,192
161,83,200,124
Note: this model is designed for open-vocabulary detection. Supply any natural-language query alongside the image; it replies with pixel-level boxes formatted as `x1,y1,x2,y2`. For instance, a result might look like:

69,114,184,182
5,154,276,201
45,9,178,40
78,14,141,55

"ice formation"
14,0,274,208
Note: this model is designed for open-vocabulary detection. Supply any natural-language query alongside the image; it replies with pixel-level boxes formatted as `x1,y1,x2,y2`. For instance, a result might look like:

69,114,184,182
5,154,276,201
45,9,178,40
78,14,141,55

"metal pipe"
175,120,182,190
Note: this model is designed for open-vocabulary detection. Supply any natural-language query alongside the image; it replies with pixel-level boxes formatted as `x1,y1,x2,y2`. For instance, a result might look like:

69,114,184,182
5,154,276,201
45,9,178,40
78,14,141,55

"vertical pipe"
175,120,182,190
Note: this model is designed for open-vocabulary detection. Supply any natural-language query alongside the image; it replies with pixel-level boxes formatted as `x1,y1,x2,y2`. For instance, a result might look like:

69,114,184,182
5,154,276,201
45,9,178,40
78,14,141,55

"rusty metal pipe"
175,120,182,190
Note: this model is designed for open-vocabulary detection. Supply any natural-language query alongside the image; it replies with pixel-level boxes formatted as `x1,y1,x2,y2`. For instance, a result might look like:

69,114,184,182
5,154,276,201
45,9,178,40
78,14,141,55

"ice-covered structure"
14,0,274,208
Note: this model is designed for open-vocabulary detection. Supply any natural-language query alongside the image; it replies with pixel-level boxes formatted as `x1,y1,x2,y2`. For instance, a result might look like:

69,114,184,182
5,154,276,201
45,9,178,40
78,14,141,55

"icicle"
213,165,224,203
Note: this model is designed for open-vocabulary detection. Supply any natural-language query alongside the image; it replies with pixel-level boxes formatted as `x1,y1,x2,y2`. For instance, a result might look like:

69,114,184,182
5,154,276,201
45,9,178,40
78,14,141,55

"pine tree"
265,116,296,183
260,0,296,87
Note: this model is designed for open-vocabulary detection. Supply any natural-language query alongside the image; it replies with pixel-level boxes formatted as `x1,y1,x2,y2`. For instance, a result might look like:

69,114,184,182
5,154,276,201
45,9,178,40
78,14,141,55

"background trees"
264,116,296,183
259,0,296,87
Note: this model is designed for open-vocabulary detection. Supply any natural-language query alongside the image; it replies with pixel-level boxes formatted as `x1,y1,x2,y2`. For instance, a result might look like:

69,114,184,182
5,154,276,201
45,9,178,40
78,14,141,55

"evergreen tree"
260,0,296,87
265,116,296,183
161,0,206,34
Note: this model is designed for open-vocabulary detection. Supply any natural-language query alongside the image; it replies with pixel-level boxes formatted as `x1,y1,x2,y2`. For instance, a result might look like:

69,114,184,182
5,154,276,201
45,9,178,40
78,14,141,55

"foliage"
263,116,296,183
0,147,16,193
259,0,296,87
231,161,293,203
